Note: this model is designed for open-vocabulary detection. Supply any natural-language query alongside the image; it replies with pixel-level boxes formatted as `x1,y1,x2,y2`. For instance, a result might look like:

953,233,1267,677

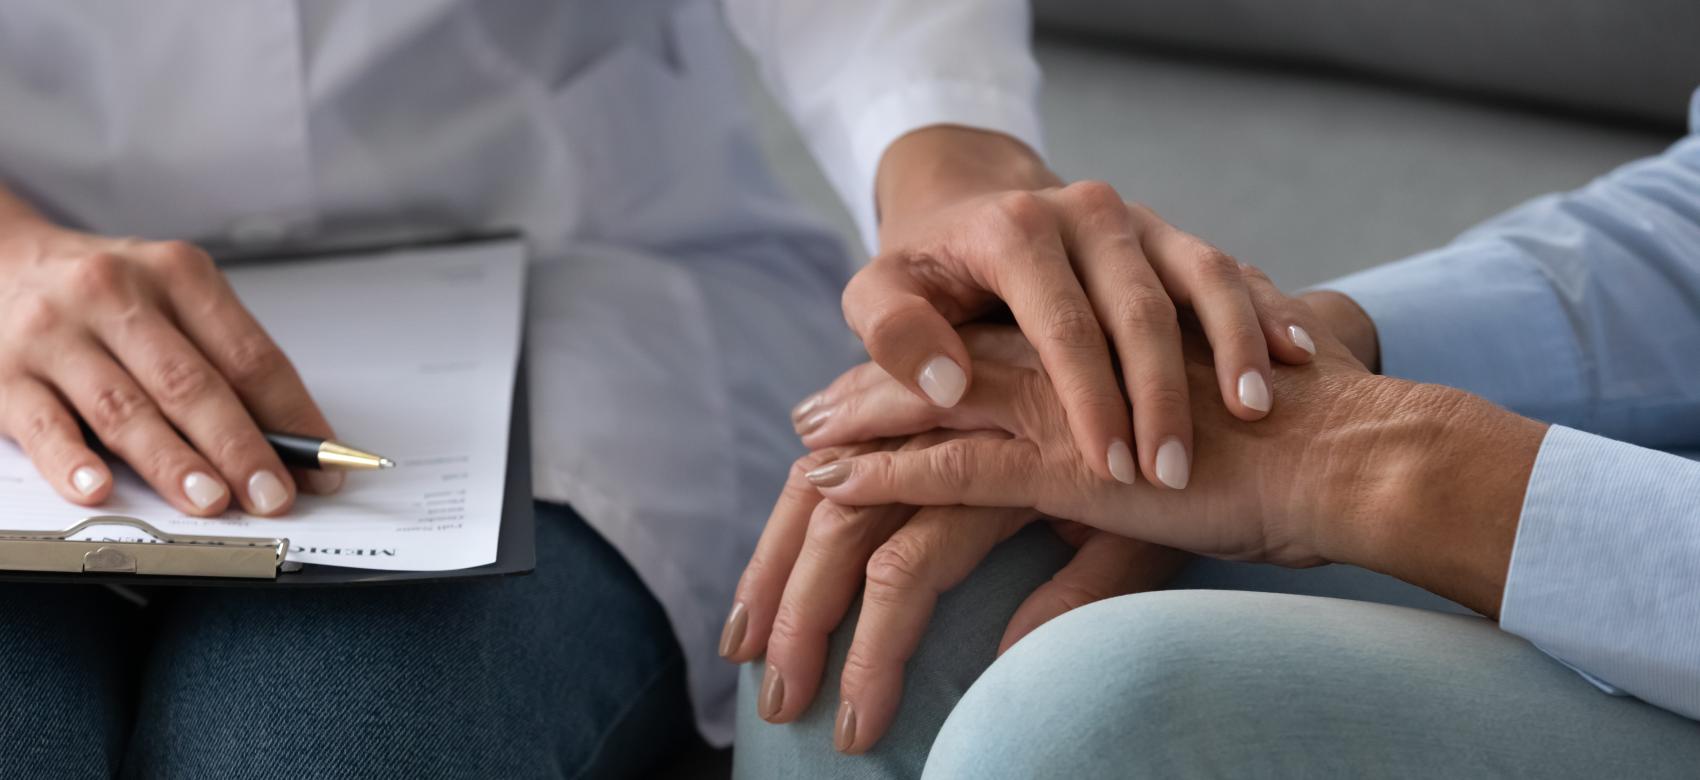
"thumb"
997,532,1183,654
842,263,974,408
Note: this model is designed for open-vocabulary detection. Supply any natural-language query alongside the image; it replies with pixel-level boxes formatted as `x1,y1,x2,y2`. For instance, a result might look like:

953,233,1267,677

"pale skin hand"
720,433,1186,754
842,125,1319,491
806,288,1549,619
0,188,340,516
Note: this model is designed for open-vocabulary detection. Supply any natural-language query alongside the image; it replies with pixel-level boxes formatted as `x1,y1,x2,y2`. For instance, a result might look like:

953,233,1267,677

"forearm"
1316,380,1548,619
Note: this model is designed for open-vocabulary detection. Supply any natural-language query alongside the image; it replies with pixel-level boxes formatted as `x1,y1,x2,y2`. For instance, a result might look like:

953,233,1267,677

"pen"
265,433,396,471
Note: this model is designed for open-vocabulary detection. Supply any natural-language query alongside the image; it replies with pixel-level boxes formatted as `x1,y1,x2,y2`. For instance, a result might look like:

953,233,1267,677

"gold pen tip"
379,458,396,469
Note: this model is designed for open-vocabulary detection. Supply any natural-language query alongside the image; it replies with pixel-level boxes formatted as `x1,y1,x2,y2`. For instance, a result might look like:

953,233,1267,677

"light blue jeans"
735,526,1700,778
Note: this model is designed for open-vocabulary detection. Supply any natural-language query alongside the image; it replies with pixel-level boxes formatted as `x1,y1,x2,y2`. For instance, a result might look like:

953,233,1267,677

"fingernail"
71,466,106,497
759,664,785,721
917,355,966,408
1156,437,1190,490
183,472,226,510
1238,370,1272,413
247,470,289,514
791,393,824,422
305,469,345,495
805,461,851,488
834,700,858,753
1106,438,1136,485
794,408,832,437
1288,324,1316,356
718,602,748,659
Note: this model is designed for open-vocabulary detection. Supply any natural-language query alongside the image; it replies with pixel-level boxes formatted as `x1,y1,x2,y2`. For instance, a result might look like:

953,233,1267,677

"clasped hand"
726,278,1405,752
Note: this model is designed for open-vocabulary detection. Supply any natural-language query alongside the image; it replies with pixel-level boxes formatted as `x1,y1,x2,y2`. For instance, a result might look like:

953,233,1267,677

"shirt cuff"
1315,241,1587,424
1500,425,1700,719
832,81,1044,254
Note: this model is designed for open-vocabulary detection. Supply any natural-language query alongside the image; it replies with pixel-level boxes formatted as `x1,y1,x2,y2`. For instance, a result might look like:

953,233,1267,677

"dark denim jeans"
0,502,698,779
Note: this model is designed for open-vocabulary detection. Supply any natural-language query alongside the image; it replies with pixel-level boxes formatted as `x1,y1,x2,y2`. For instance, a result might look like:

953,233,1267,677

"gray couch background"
745,5,1688,291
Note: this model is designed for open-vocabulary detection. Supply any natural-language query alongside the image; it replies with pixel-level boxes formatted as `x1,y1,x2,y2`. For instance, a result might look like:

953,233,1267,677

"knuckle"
1237,261,1272,284
68,253,132,300
151,241,214,278
151,356,216,407
809,501,870,548
1131,376,1189,416
988,191,1053,237
1064,180,1127,219
865,536,928,594
204,430,254,469
926,441,975,491
89,384,147,433
1042,301,1103,353
1192,247,1243,287
767,605,809,647
1114,287,1179,331
16,408,57,451
7,296,60,338
839,648,883,685
221,332,289,387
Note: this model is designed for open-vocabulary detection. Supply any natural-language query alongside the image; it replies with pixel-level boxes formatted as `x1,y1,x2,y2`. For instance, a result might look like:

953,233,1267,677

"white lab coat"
0,0,1041,742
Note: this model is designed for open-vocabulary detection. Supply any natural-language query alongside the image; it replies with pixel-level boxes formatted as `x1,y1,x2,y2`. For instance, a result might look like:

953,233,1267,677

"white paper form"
0,241,526,571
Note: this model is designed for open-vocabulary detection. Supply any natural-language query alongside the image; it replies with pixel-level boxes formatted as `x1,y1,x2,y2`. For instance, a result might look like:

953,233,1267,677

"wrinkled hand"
847,127,1319,490
721,433,1185,753
0,222,338,515
806,280,1397,568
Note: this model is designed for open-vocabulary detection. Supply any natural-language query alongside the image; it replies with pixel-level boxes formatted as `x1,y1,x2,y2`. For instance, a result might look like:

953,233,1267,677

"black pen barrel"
266,433,325,470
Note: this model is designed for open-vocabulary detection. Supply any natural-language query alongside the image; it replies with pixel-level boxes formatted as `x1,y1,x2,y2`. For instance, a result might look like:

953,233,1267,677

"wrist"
874,125,1060,242
1314,380,1546,616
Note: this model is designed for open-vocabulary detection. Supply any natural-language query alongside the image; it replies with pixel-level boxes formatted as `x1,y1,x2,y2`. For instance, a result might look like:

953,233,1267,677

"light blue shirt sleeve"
1319,89,1700,719
1322,90,1700,448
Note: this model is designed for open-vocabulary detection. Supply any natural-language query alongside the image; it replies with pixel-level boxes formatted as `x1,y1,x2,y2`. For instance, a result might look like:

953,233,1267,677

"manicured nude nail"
1238,371,1272,413
1156,437,1190,490
71,466,106,497
1288,324,1317,356
305,469,345,495
1106,438,1136,485
182,472,226,510
791,393,824,422
834,700,858,753
805,461,852,488
917,355,966,407
759,664,785,721
248,470,289,515
794,408,832,437
718,602,748,659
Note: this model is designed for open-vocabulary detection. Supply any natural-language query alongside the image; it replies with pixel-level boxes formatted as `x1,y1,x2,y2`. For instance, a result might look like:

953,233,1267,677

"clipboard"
0,236,536,587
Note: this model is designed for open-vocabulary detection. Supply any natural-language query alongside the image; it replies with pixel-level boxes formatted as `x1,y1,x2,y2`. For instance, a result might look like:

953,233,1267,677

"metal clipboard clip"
0,516,291,579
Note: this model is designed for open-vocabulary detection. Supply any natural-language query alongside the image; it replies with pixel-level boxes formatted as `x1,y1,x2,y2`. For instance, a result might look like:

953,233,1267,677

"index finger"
148,242,341,493
836,505,1032,753
976,197,1131,484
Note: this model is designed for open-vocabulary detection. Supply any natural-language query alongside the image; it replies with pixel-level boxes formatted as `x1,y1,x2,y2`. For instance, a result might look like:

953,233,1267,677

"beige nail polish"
183,472,227,510
1238,370,1272,413
759,664,785,721
718,602,748,659
248,470,289,515
805,461,851,487
835,700,858,753
917,355,966,407
71,466,106,497
791,393,824,422
794,408,832,437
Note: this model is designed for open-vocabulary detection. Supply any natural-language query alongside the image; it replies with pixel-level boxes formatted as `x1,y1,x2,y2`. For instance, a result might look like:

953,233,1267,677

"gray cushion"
1034,0,1700,128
